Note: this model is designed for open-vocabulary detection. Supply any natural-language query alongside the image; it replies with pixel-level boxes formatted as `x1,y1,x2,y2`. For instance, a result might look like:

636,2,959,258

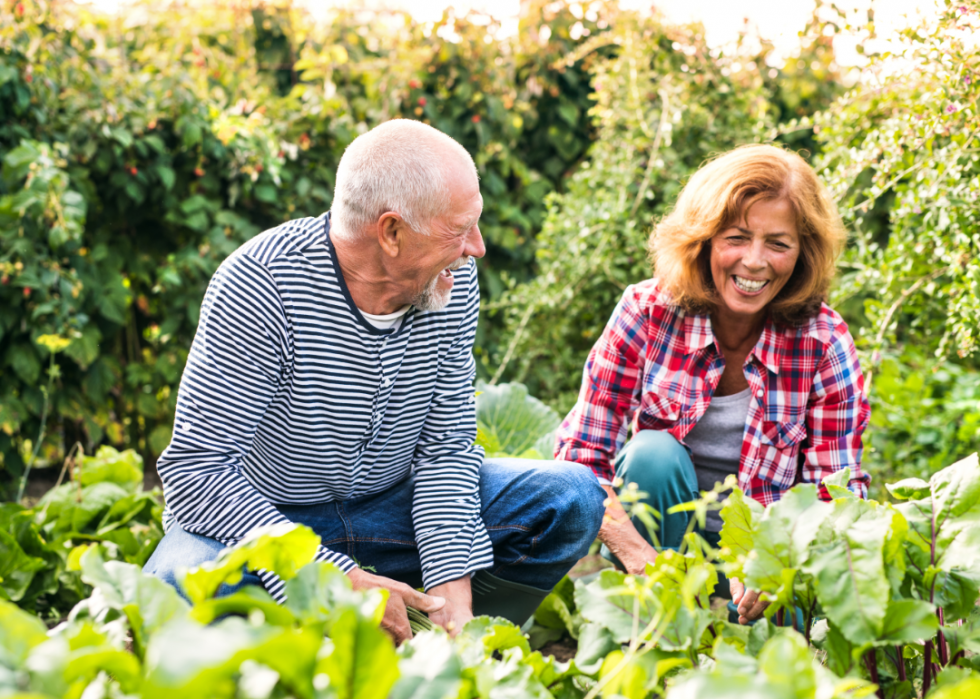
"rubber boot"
471,570,550,627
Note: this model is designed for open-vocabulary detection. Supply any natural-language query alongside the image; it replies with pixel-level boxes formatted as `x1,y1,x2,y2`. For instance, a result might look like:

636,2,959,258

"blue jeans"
144,458,606,598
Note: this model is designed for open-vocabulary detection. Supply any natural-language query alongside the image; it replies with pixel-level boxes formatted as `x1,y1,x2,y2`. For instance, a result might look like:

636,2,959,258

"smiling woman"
554,143,870,625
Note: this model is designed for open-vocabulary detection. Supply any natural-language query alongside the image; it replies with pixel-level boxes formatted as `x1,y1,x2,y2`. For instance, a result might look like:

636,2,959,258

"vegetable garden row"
2,384,979,698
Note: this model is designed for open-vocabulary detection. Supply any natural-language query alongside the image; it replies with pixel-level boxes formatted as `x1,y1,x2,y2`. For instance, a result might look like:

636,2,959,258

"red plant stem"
937,608,949,665
864,650,884,699
895,645,907,682
775,608,784,627
952,650,965,665
923,641,933,696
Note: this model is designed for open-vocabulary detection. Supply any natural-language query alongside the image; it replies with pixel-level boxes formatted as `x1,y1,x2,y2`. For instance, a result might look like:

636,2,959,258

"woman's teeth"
733,276,768,293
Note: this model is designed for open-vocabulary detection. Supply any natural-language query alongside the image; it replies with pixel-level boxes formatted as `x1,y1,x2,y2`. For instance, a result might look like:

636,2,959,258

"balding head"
331,120,478,240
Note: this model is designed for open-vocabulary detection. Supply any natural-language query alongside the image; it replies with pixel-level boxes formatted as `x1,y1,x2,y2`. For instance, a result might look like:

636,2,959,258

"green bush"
0,0,604,494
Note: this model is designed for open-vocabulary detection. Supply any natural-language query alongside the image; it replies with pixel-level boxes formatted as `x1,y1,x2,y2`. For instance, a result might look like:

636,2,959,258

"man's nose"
465,224,486,259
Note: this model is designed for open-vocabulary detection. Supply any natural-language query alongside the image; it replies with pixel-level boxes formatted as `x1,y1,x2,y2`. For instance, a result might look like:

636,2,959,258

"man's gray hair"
331,120,477,239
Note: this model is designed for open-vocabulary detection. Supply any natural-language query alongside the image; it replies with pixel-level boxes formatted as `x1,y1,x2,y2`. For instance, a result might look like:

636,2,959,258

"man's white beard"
411,256,470,312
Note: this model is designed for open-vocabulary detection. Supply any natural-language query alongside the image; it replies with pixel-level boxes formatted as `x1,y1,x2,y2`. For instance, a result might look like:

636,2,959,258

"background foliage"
1,0,979,501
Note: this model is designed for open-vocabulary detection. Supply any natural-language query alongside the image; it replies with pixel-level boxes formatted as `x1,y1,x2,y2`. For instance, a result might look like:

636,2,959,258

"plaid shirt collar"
682,311,784,375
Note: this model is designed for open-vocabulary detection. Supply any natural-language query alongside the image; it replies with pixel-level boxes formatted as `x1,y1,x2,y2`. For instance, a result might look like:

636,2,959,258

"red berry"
418,97,427,107
409,79,421,89
23,288,31,298
14,3,24,18
1,275,8,285
471,115,481,123
24,73,32,83
194,167,205,177
130,166,138,175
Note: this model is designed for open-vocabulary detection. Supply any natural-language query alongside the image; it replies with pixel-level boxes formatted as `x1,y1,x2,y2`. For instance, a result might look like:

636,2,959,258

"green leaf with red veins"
893,453,980,620
877,599,939,644
802,508,891,646
742,485,832,608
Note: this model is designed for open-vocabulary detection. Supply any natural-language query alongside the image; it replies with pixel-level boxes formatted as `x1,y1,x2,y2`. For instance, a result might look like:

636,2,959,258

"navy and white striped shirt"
157,213,493,598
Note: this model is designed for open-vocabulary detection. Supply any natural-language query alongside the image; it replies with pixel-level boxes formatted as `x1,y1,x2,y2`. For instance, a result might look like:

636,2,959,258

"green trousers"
602,429,730,598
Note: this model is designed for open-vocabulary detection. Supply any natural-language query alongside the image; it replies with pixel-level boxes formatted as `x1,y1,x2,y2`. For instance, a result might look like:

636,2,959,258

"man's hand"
730,577,769,624
598,485,659,575
427,576,474,637
348,568,445,644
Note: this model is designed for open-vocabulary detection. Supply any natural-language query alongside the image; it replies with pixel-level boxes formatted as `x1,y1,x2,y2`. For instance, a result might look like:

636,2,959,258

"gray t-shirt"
684,387,751,532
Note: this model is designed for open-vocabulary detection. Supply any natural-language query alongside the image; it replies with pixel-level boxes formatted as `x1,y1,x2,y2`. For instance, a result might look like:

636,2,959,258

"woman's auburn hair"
649,144,846,326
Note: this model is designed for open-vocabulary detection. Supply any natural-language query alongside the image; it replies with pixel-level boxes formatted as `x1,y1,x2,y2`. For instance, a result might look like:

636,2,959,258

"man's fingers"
403,588,446,613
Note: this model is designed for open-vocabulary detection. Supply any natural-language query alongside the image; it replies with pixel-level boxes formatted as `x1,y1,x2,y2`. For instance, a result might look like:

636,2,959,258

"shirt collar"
683,310,784,376
683,312,715,354
751,320,783,376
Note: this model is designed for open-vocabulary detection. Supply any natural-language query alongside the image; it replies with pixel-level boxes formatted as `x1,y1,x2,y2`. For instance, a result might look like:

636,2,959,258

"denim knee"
551,462,606,544
142,523,261,600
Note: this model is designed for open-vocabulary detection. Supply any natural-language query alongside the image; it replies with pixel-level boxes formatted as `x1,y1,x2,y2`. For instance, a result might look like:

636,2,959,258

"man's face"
405,165,485,312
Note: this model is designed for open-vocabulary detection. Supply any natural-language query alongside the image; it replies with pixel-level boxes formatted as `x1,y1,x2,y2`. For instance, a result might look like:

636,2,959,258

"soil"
540,638,578,662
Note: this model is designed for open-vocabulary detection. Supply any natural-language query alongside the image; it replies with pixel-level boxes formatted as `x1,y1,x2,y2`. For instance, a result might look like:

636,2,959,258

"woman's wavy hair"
649,144,846,325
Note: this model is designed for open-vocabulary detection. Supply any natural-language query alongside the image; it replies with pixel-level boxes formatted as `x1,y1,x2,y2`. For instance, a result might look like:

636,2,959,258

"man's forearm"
598,484,658,575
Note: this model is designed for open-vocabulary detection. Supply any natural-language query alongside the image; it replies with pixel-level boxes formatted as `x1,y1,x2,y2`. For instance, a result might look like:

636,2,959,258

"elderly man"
143,120,605,642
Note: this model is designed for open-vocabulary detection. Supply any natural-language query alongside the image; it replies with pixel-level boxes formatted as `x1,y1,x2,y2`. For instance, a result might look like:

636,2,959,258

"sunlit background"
84,0,943,67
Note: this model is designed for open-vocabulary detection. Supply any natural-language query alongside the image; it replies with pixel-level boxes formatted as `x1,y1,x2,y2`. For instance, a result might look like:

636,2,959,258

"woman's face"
709,197,801,324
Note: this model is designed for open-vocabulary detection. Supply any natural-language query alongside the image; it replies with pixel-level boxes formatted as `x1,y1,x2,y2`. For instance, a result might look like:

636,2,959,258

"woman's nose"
742,240,767,270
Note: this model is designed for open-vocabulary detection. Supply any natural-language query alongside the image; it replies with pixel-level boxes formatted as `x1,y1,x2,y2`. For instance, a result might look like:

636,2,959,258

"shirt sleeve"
157,253,355,602
554,286,648,482
410,263,494,591
801,319,871,500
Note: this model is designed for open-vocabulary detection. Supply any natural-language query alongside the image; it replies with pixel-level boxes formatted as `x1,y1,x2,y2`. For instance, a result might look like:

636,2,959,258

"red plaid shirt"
555,279,870,506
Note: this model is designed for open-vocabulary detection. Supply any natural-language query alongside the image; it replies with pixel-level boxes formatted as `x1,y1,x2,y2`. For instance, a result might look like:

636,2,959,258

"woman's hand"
348,568,446,644
730,577,769,624
598,485,660,575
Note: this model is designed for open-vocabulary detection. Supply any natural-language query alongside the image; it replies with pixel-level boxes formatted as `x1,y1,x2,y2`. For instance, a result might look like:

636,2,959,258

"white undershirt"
359,304,412,331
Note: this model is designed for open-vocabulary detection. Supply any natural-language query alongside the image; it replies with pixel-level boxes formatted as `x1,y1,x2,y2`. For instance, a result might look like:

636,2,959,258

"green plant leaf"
390,631,463,699
0,599,49,669
717,488,763,579
743,485,832,608
77,446,143,490
142,618,320,699
802,502,892,646
320,608,399,699
76,547,189,659
474,381,560,456
179,523,320,604
877,599,938,644
893,453,980,619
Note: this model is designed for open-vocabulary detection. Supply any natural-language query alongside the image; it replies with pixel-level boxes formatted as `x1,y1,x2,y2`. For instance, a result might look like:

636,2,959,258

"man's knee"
536,462,605,542
143,524,226,591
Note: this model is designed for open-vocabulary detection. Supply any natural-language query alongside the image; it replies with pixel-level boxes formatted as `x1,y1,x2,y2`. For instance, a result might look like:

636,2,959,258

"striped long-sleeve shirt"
157,213,493,599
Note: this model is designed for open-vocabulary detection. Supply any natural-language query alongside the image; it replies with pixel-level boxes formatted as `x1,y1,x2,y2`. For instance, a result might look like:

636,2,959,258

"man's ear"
377,212,403,258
